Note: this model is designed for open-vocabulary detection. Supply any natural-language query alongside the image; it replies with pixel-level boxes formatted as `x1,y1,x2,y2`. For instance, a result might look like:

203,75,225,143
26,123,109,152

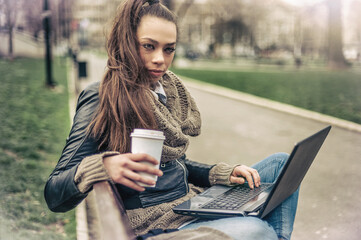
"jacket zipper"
176,159,189,193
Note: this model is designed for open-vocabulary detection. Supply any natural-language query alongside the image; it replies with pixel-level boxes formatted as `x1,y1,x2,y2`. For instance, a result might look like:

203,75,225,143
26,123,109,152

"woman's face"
137,15,177,82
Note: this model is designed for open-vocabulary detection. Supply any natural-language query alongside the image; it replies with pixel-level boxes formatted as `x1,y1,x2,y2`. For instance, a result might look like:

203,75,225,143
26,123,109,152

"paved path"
73,52,361,240
185,83,361,240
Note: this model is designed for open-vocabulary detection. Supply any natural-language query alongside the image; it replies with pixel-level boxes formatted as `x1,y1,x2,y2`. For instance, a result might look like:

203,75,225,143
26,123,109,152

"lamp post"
43,0,55,87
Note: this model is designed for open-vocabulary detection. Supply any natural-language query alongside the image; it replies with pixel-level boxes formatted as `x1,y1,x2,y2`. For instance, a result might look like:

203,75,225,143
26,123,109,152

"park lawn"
0,58,76,239
171,67,361,124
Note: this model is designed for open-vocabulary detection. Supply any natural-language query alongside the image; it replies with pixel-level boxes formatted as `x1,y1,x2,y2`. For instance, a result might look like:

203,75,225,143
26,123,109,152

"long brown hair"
89,0,177,153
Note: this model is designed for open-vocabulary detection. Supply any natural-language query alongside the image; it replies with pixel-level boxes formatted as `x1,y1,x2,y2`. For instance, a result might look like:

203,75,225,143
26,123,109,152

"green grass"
171,68,361,124
0,58,76,239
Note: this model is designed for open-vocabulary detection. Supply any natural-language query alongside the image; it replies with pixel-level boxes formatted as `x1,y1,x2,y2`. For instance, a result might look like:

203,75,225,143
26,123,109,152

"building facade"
71,0,122,49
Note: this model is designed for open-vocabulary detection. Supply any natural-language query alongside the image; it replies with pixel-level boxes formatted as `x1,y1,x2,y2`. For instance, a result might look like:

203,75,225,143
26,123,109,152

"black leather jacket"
44,82,214,212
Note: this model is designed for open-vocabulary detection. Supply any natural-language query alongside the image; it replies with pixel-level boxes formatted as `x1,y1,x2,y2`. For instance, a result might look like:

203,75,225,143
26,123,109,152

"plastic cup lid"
130,129,165,140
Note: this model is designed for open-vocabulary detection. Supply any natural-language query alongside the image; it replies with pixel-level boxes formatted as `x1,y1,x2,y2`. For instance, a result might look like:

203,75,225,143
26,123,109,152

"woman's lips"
149,69,164,78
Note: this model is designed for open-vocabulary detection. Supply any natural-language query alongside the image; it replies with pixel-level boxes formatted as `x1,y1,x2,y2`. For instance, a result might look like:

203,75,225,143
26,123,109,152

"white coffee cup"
130,129,165,187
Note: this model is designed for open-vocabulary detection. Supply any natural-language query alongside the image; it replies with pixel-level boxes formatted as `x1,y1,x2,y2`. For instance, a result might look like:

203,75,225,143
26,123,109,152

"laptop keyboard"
201,183,273,210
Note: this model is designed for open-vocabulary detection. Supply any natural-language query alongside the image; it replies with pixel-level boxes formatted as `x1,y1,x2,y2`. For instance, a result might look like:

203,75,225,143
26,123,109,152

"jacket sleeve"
183,157,215,188
44,82,101,212
184,157,237,188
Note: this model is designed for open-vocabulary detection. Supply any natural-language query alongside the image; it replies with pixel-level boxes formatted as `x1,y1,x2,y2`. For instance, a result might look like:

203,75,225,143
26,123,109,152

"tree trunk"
293,11,302,68
327,0,348,69
8,26,14,58
4,0,16,59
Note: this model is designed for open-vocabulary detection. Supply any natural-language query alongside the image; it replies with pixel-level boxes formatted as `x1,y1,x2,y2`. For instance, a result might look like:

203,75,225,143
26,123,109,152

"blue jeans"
180,153,299,240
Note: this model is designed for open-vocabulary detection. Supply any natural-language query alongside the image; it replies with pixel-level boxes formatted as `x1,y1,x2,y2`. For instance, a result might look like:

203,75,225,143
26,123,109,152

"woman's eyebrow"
140,38,158,44
140,38,176,46
165,42,176,46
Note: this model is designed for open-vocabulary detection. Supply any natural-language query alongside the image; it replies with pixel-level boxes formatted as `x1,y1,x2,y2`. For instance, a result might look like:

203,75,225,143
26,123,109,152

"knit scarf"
148,71,201,162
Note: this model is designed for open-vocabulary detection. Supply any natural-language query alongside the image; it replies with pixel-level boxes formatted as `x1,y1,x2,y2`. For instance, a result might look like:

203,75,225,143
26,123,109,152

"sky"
280,0,325,6
281,0,358,8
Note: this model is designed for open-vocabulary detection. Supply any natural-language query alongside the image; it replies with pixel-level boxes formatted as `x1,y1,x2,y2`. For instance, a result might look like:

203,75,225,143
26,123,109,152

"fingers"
122,153,163,177
128,153,159,165
114,168,158,192
115,174,146,192
248,167,260,188
230,175,246,185
103,153,164,191
230,165,261,189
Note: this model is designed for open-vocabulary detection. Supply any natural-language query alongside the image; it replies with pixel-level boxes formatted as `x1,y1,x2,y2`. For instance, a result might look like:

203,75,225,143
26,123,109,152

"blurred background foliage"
1,0,361,69
1,0,360,124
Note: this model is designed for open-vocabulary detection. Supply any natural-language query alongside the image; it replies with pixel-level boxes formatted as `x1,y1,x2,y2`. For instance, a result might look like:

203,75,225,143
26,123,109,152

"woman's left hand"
229,165,260,189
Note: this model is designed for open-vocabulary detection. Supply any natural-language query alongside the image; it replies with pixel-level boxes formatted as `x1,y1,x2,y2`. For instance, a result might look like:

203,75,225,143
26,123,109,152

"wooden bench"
78,182,232,240
84,181,136,240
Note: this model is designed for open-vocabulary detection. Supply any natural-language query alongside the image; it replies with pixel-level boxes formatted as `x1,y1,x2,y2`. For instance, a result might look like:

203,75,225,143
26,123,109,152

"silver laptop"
173,126,331,219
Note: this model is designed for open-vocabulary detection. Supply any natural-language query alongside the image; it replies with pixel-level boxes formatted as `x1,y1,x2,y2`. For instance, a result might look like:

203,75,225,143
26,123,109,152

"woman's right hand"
103,153,163,192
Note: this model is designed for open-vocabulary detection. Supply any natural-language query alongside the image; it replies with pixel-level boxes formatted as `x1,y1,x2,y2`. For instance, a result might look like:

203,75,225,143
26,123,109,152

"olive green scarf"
149,71,201,162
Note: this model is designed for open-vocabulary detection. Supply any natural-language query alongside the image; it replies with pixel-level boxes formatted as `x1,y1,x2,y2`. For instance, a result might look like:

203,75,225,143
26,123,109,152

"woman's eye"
143,44,154,50
165,47,176,54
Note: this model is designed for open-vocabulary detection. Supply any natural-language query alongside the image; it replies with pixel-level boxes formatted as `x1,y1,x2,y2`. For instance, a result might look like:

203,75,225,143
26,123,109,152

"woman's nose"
152,49,165,64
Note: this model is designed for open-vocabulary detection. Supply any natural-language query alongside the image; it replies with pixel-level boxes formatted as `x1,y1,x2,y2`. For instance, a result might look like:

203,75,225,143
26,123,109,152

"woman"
44,0,298,239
